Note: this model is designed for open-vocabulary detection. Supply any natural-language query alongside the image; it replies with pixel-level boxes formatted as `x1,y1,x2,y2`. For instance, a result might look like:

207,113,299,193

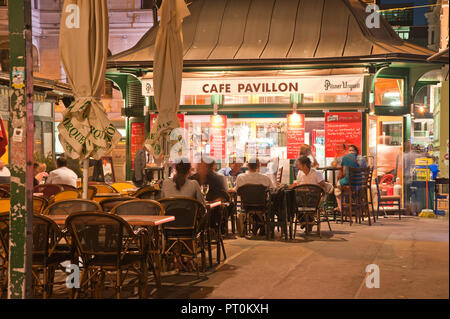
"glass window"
374,78,404,106
34,102,53,117
181,95,211,105
34,121,43,155
223,94,290,105
303,92,362,104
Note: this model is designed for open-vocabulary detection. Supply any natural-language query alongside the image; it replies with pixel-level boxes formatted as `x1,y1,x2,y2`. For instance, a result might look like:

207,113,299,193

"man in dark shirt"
190,157,230,202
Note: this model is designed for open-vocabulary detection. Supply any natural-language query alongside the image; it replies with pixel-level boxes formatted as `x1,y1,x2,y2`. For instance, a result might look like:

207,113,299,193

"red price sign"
287,113,305,159
131,122,145,169
325,112,362,158
210,115,227,160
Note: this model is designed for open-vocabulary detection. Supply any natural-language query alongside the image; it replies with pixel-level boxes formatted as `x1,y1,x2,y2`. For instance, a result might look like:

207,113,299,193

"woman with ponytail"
161,158,205,205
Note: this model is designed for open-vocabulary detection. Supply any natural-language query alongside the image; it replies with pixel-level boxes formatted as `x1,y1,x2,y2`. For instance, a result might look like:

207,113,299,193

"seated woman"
294,144,319,178
161,159,205,205
335,144,361,212
296,156,326,191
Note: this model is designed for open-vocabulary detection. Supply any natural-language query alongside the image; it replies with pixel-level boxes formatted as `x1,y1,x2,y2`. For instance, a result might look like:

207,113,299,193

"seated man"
46,156,78,188
296,156,326,191
235,158,275,236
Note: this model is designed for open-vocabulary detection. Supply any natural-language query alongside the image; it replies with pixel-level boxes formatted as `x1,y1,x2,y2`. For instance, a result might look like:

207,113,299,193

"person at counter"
296,156,326,191
133,145,152,187
190,157,230,202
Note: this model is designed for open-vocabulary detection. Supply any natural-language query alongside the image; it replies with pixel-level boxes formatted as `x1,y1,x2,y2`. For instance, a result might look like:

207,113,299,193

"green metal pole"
8,0,34,299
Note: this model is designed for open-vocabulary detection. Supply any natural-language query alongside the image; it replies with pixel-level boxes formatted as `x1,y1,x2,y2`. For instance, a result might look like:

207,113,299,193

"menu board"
131,122,145,170
101,156,115,184
210,115,227,160
325,112,362,158
287,113,305,159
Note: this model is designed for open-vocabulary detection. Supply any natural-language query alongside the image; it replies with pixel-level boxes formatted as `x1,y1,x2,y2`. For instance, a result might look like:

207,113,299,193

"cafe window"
374,78,405,106
180,95,211,105
302,92,362,104
223,94,291,105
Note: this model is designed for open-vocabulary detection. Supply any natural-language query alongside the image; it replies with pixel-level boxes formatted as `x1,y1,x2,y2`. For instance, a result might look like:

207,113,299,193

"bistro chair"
48,190,81,204
237,184,271,239
65,211,150,299
33,196,49,215
33,184,64,201
276,166,284,187
318,182,334,234
341,167,372,225
206,202,228,266
0,188,9,198
292,184,325,238
31,214,72,299
90,183,119,194
43,199,102,216
0,199,9,213
366,167,376,221
158,197,207,277
0,184,10,194
111,182,136,194
99,196,134,213
133,185,161,200
0,212,9,298
375,178,401,220
57,184,78,192
111,199,164,216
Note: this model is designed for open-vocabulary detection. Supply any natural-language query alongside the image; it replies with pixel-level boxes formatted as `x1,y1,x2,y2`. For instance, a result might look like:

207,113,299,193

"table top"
318,166,341,171
48,214,175,227
95,193,123,197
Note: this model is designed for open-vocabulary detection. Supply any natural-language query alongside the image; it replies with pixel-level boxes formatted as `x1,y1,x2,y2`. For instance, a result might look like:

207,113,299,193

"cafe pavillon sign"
142,75,365,96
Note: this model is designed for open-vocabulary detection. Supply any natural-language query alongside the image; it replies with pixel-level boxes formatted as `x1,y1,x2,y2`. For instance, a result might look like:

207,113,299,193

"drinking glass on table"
201,184,210,198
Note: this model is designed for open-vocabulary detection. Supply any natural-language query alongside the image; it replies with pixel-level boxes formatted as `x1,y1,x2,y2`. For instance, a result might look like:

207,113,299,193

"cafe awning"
108,0,445,68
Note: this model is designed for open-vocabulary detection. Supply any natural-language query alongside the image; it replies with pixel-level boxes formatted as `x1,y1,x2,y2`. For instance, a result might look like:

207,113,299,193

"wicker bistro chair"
133,185,161,200
43,199,102,216
158,197,207,277
33,184,64,201
33,196,49,215
318,182,334,235
237,184,272,239
206,202,228,266
90,183,119,194
32,214,72,298
0,184,10,194
49,190,81,204
111,182,136,194
0,188,9,198
375,178,401,220
366,167,376,221
0,212,8,298
292,184,325,238
99,197,134,213
341,167,372,226
65,212,150,299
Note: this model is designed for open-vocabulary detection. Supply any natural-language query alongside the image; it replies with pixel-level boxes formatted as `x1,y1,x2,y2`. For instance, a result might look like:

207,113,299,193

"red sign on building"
210,115,227,160
130,122,145,169
325,112,362,158
287,113,305,159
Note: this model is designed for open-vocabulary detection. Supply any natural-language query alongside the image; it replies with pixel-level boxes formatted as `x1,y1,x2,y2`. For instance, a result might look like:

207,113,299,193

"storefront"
107,0,448,209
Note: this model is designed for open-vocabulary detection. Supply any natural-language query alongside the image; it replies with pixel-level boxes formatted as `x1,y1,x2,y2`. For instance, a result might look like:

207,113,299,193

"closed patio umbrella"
58,0,121,198
146,0,190,174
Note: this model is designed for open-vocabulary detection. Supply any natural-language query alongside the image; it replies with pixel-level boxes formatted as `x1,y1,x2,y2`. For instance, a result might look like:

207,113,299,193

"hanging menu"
325,112,362,158
287,113,305,159
210,115,227,160
131,122,145,169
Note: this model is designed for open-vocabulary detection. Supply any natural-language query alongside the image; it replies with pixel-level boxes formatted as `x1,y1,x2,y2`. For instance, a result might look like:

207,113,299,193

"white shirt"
297,168,324,186
235,171,275,190
0,167,10,177
46,166,78,187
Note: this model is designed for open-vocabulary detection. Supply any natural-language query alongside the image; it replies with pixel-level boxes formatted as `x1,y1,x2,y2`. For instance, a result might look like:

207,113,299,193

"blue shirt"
340,153,359,186
218,167,243,185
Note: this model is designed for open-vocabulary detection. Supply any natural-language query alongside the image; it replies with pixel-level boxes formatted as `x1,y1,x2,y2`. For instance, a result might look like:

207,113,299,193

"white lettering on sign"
142,75,365,96
65,4,80,29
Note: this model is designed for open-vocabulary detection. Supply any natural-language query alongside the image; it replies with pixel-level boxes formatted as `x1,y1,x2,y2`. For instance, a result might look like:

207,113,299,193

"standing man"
133,145,152,187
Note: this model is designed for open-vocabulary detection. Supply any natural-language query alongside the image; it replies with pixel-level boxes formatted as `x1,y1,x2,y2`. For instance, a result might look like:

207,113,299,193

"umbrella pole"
83,158,89,199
